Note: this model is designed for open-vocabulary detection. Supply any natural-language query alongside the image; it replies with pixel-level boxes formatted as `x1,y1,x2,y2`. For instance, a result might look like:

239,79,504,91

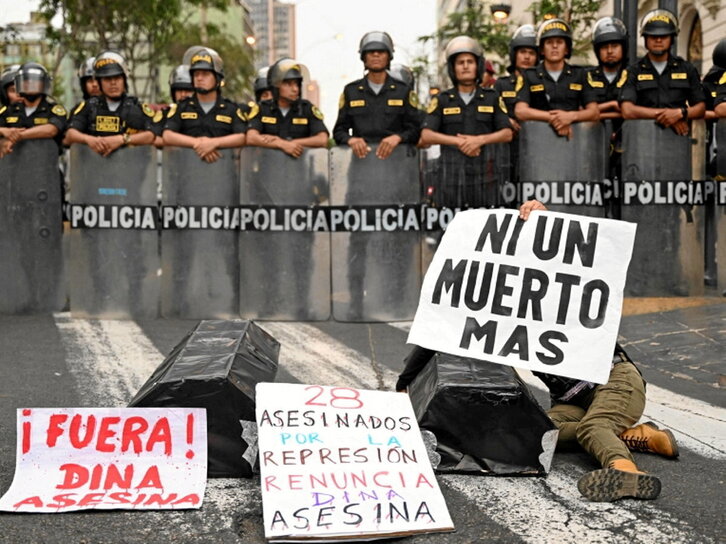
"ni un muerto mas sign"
408,209,636,384
256,383,454,542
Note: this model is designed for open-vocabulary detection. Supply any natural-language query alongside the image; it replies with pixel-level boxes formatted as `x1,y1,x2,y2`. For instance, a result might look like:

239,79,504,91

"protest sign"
408,209,636,384
0,408,207,513
256,382,454,542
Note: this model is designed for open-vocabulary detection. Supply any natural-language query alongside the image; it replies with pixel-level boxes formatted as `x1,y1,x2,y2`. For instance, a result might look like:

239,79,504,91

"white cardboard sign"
408,209,636,384
0,407,207,513
256,382,454,542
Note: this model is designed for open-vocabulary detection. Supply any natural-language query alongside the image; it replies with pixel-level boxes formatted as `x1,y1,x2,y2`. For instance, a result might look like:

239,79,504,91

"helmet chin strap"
194,86,215,95
601,60,622,69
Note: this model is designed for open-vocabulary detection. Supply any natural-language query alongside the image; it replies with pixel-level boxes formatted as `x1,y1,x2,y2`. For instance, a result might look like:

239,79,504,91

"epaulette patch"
498,96,507,114
616,69,628,88
166,103,178,118
247,103,259,120
312,106,324,120
142,103,155,117
338,93,345,110
426,97,438,114
408,90,419,108
52,104,67,116
73,101,86,115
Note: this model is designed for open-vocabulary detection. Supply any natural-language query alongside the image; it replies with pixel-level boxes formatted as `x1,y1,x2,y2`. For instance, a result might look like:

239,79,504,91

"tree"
527,0,603,58
36,0,254,102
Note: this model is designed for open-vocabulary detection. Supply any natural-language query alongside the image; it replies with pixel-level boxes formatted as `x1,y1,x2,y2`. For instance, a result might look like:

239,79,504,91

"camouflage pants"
547,361,646,468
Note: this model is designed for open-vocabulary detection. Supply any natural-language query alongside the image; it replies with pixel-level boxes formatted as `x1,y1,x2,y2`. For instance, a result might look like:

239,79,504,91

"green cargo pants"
547,361,646,467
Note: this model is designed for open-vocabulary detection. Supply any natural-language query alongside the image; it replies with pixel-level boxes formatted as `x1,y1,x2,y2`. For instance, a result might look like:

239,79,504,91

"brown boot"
619,421,679,458
577,459,661,502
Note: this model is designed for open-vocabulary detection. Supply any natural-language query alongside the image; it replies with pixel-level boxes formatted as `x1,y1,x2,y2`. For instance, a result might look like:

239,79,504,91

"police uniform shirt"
493,74,520,119
69,95,158,137
423,86,510,138
516,62,598,111
0,96,67,133
618,54,705,108
714,71,726,107
586,66,627,104
247,98,328,139
163,94,246,138
333,75,420,144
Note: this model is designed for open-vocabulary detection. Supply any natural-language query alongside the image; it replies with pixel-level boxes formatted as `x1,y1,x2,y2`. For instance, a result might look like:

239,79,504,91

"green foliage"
527,0,602,57
36,0,254,102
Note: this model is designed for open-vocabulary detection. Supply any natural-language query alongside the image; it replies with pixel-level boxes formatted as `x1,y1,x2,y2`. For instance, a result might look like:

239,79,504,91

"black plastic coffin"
129,320,279,477
408,351,557,475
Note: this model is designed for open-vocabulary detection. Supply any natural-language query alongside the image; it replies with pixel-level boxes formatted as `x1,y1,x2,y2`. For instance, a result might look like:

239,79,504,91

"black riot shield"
0,140,64,314
420,143,510,209
161,147,239,318
408,350,558,475
620,120,704,296
68,145,159,318
129,320,279,477
518,121,609,217
329,144,422,322
716,119,726,293
239,148,330,320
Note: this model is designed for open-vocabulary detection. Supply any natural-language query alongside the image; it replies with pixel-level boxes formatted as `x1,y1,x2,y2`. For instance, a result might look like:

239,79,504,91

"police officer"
703,40,725,172
0,62,67,157
711,40,726,118
253,67,273,103
163,47,246,163
168,64,194,104
333,31,420,159
0,64,22,107
388,63,414,89
66,51,156,156
495,24,538,134
247,58,328,158
420,36,512,209
515,18,599,139
619,9,706,135
78,57,101,100
588,17,628,120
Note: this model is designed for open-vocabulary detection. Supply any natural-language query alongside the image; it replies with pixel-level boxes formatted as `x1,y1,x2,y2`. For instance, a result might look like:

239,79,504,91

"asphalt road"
0,302,723,543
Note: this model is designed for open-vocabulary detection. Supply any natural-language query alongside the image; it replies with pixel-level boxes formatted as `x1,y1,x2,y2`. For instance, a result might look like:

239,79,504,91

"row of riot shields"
2,123,725,318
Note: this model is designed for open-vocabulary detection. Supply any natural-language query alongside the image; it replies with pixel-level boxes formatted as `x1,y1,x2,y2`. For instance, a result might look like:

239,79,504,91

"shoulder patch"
587,71,604,88
426,97,438,114
247,103,259,120
312,105,324,120
338,93,345,110
52,104,67,116
237,108,246,122
408,90,419,108
720,72,726,85
73,101,86,115
166,103,178,119
515,75,524,93
617,69,628,88
153,111,163,123
498,96,507,114
0,105,6,115
142,103,155,117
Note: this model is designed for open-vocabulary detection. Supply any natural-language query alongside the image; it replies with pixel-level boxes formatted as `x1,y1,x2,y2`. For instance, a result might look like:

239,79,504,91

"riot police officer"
0,62,67,157
0,64,22,107
247,58,328,158
168,64,194,104
420,36,512,209
588,17,628,119
253,67,273,103
703,40,725,169
78,57,101,100
66,51,156,156
515,18,599,139
712,40,726,117
333,31,420,159
495,24,538,133
163,46,246,163
619,9,705,134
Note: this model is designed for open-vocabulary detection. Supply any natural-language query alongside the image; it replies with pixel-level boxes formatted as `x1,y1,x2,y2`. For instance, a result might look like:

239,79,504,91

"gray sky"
1,0,438,121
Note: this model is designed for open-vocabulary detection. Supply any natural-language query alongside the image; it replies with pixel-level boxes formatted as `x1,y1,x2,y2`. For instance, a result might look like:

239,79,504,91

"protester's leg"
547,403,586,449
575,361,646,467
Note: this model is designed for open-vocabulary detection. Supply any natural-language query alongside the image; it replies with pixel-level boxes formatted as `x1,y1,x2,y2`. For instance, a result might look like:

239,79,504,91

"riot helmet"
253,66,272,101
78,57,99,99
508,24,537,73
169,65,193,92
640,9,678,37
713,38,726,70
186,46,224,93
94,51,128,79
592,17,627,55
0,64,21,106
15,62,52,99
268,58,309,88
537,18,573,59
388,63,414,87
444,36,484,85
359,31,394,61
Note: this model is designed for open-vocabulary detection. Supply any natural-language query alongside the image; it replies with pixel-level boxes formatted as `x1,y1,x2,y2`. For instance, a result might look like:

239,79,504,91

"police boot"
619,421,679,458
577,459,661,502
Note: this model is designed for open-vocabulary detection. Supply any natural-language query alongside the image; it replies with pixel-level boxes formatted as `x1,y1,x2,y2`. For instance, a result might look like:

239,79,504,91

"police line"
66,181,726,232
